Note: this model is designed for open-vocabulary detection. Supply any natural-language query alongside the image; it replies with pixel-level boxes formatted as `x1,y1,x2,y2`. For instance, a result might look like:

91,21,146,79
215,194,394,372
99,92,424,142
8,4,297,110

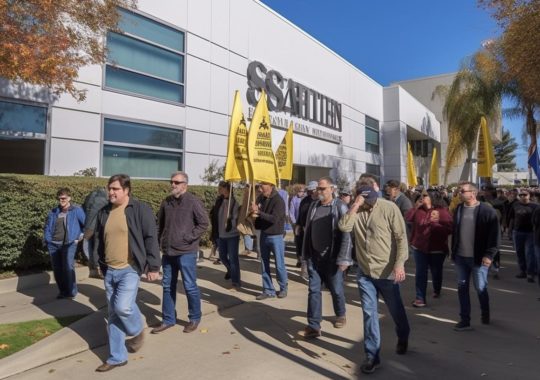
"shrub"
0,175,219,271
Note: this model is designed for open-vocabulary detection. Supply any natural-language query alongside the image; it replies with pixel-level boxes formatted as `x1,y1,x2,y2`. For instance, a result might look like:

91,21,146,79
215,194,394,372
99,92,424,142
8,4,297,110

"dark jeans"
307,258,346,330
218,235,241,286
454,255,490,323
513,231,536,275
413,249,446,302
48,242,78,297
356,273,410,361
294,231,304,261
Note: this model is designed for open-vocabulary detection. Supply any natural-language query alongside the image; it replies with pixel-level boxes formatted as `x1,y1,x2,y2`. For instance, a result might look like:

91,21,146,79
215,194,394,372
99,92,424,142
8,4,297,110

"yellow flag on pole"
275,122,294,181
477,116,496,177
247,90,279,185
407,142,418,187
429,147,439,186
224,91,250,182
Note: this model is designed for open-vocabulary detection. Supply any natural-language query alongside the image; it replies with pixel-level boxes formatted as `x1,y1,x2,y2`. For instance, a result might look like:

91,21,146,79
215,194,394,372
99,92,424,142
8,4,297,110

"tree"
200,159,224,185
0,0,137,101
494,128,518,171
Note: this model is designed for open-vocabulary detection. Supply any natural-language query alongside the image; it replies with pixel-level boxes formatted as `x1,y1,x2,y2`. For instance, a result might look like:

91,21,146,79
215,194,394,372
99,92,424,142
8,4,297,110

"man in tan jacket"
339,184,410,375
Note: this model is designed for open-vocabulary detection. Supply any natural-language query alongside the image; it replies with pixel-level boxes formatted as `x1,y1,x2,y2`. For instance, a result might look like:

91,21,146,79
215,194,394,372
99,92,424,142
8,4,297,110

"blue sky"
260,0,528,169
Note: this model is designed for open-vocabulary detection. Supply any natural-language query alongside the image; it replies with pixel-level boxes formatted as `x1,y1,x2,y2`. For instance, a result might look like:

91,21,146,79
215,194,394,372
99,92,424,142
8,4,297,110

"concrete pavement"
1,240,539,379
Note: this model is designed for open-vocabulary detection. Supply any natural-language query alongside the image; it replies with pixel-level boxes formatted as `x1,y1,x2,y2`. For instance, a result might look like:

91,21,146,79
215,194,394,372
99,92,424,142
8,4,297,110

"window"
411,140,429,157
365,163,381,184
365,115,380,154
103,118,183,179
0,100,47,174
105,8,185,103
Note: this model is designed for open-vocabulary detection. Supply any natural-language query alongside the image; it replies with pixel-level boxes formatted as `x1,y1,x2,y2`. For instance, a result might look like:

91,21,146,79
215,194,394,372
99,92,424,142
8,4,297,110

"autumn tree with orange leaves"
0,0,136,101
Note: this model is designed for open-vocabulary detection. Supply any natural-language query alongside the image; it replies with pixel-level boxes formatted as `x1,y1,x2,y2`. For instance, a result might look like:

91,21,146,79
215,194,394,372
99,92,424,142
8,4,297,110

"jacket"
405,206,453,254
94,197,161,275
210,195,239,240
158,192,209,255
339,198,408,279
254,189,285,235
82,188,109,238
44,204,85,245
451,202,499,265
302,198,353,266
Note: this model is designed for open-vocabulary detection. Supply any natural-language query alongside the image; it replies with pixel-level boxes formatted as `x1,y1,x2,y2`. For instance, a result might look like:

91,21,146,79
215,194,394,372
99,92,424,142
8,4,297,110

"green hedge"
0,175,219,271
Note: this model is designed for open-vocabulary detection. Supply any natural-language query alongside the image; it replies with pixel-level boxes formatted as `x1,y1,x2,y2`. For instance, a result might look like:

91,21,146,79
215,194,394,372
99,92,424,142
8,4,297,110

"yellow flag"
477,116,496,177
275,122,294,181
407,142,418,187
429,147,439,186
224,91,250,182
247,90,278,185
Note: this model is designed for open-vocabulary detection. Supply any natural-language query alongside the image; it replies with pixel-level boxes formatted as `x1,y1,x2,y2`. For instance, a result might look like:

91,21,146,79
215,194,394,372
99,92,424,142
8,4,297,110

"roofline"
391,72,458,86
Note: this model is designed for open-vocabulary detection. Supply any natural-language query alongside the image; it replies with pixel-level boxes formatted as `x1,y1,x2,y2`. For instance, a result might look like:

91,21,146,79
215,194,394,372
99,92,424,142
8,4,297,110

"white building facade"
0,0,439,186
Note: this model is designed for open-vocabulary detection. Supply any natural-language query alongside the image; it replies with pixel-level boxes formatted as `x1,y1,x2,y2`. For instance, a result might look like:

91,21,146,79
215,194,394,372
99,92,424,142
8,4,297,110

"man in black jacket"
94,174,161,372
151,171,209,335
451,182,499,331
250,182,287,300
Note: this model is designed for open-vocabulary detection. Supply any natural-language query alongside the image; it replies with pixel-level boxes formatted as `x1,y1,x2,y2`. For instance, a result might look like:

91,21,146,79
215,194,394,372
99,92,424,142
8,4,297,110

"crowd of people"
42,172,540,374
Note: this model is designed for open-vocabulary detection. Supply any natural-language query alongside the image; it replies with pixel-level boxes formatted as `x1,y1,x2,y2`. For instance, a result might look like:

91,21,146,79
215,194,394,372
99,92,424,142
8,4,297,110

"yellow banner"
275,122,294,181
429,147,439,186
247,90,279,185
407,142,418,187
477,116,495,177
224,91,250,182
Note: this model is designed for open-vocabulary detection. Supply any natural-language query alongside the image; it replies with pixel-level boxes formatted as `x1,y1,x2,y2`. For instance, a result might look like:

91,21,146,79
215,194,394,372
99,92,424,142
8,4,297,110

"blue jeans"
454,255,490,323
413,249,446,302
356,273,410,361
259,233,288,296
104,266,142,364
48,242,78,297
162,253,201,324
513,231,536,275
218,236,241,285
243,234,254,251
307,259,346,329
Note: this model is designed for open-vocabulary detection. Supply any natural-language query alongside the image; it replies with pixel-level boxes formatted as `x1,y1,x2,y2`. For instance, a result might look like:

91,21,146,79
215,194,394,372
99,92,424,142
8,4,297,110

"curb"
0,267,89,295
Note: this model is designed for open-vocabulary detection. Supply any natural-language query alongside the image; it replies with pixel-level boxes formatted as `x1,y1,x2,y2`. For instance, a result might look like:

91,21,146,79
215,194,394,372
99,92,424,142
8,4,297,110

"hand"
481,257,492,267
349,195,364,214
430,210,440,223
146,271,161,282
393,267,406,283
338,264,349,272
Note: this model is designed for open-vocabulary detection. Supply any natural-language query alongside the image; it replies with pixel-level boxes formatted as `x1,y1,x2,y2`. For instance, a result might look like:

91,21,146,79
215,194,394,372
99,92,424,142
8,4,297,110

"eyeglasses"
170,180,186,185
460,189,472,194
316,187,329,191
519,193,529,197
422,194,430,197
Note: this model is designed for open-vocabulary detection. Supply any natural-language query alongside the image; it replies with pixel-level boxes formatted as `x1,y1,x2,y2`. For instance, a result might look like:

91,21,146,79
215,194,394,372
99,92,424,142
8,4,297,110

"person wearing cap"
339,188,352,206
296,180,319,268
302,177,353,339
338,182,410,375
250,182,288,300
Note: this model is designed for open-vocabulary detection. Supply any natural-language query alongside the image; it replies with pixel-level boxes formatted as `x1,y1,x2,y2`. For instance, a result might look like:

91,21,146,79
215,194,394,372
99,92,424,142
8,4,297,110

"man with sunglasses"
44,188,86,299
451,182,499,331
302,177,352,339
152,171,209,335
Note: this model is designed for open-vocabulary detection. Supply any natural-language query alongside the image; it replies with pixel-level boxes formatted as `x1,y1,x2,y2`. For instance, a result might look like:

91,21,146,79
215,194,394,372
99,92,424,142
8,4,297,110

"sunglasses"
460,189,472,194
316,187,329,191
170,180,186,185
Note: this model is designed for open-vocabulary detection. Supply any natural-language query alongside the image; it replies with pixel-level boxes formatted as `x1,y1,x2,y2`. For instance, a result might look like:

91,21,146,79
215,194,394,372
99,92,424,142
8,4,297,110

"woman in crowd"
406,189,453,307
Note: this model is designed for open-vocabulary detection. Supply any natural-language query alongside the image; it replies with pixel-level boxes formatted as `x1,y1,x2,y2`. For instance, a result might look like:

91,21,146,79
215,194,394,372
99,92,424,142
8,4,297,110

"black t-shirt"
310,204,333,255
510,202,537,232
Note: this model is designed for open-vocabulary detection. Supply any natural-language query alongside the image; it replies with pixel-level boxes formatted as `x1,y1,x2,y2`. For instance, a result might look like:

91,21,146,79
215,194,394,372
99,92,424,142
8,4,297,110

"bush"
0,175,219,271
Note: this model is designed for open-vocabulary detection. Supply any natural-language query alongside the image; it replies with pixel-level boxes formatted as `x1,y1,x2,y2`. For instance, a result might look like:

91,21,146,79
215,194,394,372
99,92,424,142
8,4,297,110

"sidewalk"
1,240,539,379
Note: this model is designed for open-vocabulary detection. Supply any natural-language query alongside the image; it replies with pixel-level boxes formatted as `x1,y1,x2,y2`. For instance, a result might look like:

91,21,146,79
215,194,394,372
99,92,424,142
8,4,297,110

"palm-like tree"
435,50,503,183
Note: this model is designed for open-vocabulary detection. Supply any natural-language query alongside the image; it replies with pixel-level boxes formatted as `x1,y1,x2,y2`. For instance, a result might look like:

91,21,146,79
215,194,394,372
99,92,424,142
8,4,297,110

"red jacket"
405,206,453,254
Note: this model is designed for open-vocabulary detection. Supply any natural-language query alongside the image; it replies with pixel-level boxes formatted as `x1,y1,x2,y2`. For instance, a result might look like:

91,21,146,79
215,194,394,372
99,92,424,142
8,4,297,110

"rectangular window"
103,118,183,179
365,115,380,154
0,100,47,138
365,163,381,184
105,9,185,103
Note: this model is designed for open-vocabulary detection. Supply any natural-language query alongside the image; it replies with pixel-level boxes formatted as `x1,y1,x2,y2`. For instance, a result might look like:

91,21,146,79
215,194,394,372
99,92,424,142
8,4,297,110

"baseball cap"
356,185,378,204
306,181,318,191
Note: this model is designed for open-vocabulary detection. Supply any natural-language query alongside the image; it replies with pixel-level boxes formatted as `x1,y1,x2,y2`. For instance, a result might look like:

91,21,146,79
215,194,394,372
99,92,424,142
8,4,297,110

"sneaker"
396,338,408,355
360,357,380,374
453,321,473,331
516,272,527,279
432,292,440,299
303,326,321,339
481,313,490,325
334,316,347,329
412,299,426,307
277,290,287,299
256,293,275,301
295,260,302,268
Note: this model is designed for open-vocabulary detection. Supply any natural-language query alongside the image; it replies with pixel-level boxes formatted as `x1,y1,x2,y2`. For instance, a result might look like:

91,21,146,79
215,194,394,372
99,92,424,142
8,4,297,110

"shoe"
295,260,302,268
527,276,535,283
277,290,287,299
334,316,346,329
256,293,275,300
360,357,380,374
224,271,231,280
56,294,65,299
126,330,144,353
453,321,473,331
303,326,321,339
95,361,127,372
412,299,426,307
150,324,174,334
481,314,490,325
433,292,440,298
183,321,199,333
516,272,527,279
213,259,222,265
396,338,408,355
